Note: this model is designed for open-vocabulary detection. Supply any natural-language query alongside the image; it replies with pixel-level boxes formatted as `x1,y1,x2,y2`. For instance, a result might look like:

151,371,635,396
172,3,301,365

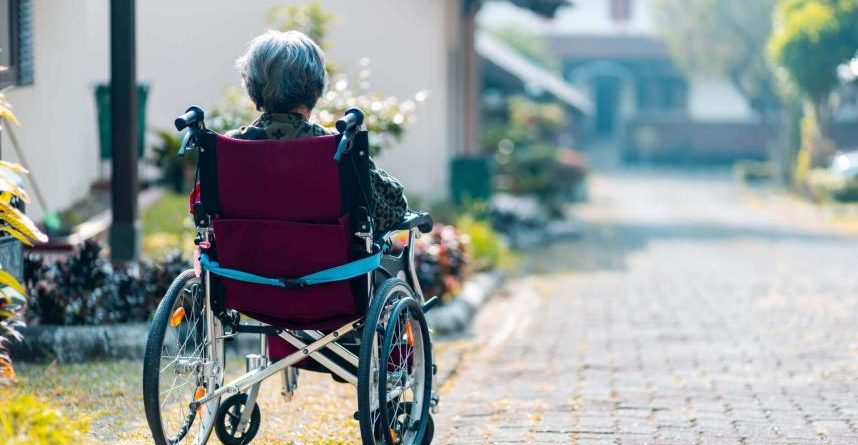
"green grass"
15,360,145,444
10,339,469,444
141,192,195,259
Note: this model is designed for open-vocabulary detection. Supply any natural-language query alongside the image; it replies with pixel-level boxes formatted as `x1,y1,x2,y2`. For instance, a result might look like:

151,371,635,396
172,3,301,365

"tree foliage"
768,0,858,167
653,0,782,135
267,1,336,50
769,0,858,105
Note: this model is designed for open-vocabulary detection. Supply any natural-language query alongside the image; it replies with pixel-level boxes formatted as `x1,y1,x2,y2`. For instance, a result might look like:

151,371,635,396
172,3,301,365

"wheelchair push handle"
174,105,205,131
175,106,206,157
336,108,365,133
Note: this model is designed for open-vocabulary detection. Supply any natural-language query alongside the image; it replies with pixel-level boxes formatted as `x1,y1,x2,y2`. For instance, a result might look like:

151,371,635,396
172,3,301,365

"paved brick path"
435,169,858,445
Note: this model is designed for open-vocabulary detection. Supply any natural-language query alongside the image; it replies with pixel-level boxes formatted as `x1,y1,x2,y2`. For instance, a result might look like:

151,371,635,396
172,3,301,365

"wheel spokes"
157,280,217,443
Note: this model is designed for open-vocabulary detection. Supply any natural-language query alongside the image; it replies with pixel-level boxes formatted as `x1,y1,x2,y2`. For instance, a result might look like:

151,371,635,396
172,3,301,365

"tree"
653,0,786,174
769,0,858,166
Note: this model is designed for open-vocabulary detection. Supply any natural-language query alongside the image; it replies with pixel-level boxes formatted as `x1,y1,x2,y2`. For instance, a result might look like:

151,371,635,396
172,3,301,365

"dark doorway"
594,76,620,137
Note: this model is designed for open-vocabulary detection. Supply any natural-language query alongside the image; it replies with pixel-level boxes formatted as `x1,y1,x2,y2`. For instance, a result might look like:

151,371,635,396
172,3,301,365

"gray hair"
236,30,327,113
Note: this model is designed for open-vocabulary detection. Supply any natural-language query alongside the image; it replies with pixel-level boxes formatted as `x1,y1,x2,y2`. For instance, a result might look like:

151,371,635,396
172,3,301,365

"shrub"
496,144,587,218
24,241,189,326
0,159,49,382
0,290,26,382
455,215,507,271
0,392,89,444
806,168,858,202
393,224,469,303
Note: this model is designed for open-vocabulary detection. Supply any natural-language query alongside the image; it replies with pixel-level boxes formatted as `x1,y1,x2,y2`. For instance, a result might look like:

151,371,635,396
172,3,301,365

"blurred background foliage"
485,95,587,218
654,0,858,202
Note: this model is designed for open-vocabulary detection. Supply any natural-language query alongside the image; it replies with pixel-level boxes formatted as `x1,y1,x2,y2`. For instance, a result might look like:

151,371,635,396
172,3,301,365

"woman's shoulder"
225,126,269,140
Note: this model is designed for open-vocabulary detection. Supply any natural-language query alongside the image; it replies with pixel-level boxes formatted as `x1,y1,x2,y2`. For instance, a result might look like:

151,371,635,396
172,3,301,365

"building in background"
479,0,770,164
478,31,591,150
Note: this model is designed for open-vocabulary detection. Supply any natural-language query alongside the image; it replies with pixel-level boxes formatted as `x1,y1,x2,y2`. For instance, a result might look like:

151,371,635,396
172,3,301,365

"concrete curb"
13,272,503,363
425,271,504,337
12,322,263,363
13,323,151,363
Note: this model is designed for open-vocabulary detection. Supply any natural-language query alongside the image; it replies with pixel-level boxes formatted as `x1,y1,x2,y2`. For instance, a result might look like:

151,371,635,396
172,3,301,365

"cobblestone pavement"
435,169,858,445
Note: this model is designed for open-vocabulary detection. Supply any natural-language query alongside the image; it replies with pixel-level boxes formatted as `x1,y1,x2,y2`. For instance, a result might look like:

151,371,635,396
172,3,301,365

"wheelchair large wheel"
378,297,433,445
357,279,433,444
143,270,225,445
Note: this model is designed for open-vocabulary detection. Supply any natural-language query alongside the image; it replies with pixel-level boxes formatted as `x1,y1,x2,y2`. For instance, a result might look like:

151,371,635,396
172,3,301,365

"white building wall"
688,78,754,121
5,0,454,221
478,0,656,36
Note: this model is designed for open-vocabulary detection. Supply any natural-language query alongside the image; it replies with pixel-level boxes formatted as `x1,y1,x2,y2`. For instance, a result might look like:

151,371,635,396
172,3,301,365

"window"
1,0,33,87
610,0,632,23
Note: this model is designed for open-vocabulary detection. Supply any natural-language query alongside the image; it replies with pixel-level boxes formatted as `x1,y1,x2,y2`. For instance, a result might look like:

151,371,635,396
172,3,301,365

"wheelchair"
142,106,439,445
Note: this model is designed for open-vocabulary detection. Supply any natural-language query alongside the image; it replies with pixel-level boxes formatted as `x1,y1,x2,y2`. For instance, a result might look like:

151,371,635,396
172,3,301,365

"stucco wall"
4,0,455,221
687,78,754,122
478,0,656,36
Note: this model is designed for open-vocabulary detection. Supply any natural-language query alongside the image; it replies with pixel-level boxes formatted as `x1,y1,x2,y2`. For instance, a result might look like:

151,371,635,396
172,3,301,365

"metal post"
109,0,139,261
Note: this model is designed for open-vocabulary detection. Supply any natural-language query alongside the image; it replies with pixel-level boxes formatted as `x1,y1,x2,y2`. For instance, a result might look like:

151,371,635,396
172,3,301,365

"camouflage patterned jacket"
226,112,408,232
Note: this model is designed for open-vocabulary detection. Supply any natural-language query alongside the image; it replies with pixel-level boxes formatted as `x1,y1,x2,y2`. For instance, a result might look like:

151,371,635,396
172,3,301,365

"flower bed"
24,241,188,326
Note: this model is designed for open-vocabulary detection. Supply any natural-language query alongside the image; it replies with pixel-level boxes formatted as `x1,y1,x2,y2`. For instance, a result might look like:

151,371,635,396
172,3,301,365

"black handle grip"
175,106,205,131
336,107,365,133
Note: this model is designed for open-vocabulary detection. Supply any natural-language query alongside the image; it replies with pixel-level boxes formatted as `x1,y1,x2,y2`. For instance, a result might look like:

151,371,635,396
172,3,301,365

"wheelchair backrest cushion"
197,133,373,329
211,134,341,221
213,215,357,328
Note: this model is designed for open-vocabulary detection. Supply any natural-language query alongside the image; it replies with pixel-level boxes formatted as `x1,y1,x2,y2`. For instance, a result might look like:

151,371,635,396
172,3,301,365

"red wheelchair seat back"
197,132,374,330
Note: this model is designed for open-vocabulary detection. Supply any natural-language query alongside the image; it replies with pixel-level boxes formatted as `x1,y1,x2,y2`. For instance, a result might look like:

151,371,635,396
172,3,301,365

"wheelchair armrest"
375,212,434,242
393,212,434,234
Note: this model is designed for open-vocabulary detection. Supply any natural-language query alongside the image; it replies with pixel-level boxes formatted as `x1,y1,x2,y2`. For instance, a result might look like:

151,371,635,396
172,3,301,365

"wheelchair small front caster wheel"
215,393,261,445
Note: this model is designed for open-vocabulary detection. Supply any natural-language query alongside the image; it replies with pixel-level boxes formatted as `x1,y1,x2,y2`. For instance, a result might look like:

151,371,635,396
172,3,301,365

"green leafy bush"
0,392,89,444
24,241,189,326
401,224,469,303
806,168,858,202
456,214,507,271
0,93,50,381
485,95,587,217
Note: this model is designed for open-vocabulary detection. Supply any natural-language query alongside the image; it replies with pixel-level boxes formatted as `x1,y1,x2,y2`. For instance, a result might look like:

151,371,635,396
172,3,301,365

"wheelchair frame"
144,106,438,445
189,225,427,412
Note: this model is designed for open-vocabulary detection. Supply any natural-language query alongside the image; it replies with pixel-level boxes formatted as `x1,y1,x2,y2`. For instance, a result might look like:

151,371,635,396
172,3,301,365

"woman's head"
236,30,327,113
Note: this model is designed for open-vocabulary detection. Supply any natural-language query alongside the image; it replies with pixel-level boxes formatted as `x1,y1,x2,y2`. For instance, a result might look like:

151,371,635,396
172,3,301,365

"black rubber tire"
214,393,262,445
378,297,433,445
422,413,434,445
357,278,415,445
143,270,221,445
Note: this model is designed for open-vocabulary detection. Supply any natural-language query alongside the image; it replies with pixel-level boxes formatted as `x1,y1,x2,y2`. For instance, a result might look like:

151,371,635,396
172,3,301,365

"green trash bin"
95,83,149,159
450,156,493,205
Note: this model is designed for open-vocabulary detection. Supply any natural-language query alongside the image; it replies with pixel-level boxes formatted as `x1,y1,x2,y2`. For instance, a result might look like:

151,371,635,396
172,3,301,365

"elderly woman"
228,30,408,232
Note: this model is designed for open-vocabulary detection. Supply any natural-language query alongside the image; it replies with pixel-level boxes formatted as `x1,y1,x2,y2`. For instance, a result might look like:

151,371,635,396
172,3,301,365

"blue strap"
199,252,381,288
